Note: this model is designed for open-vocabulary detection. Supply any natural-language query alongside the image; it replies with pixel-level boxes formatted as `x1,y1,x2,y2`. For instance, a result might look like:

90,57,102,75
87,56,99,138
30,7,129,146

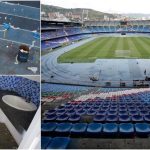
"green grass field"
58,37,150,63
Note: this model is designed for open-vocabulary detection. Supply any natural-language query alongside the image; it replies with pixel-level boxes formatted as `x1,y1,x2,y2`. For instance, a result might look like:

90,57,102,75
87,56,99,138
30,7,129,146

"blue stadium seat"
101,107,109,111
66,109,76,116
93,115,106,122
41,137,52,149
139,110,149,116
92,106,100,111
87,109,96,115
55,123,72,136
97,110,107,115
43,114,57,122
129,110,139,116
78,103,86,107
128,107,137,111
87,123,102,137
56,114,68,122
127,102,134,106
119,103,126,106
82,106,91,110
119,123,134,137
45,109,56,115
119,111,128,115
74,106,83,111
68,114,81,122
87,103,94,107
135,123,150,137
106,115,118,122
41,122,57,136
56,109,66,115
109,106,118,111
132,115,144,122
70,123,87,137
103,123,118,137
76,109,86,115
65,105,74,110
135,103,142,107
47,137,70,149
119,107,127,111
57,106,65,110
144,115,150,122
119,115,131,122
137,106,145,111
107,110,118,115
103,103,110,107
111,103,118,107
64,103,71,107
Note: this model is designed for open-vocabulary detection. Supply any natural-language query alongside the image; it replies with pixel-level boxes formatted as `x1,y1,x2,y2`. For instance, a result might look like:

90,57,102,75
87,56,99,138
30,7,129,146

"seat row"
61,103,150,107
42,122,150,138
61,104,150,110
67,100,150,104
43,113,150,123
45,109,150,115
51,106,150,113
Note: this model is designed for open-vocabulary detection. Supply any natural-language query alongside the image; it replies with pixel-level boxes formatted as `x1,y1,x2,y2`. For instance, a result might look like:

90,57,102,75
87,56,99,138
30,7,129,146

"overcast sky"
42,0,150,14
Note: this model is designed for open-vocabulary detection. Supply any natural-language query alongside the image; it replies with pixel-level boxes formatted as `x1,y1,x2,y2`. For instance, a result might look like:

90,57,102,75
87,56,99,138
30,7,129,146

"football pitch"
58,37,150,63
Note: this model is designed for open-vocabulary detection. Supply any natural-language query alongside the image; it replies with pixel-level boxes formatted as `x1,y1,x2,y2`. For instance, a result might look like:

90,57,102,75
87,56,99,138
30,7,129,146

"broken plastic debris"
27,67,38,74
14,55,19,64
29,41,36,50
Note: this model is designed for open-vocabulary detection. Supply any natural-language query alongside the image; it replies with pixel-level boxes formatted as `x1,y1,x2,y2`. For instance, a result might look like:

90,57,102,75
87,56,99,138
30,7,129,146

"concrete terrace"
0,1,40,75
0,2,40,20
0,123,17,149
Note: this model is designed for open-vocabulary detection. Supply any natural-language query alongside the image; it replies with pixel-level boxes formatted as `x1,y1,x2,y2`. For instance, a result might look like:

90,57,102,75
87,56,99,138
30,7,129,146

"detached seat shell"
46,137,70,149
41,137,52,149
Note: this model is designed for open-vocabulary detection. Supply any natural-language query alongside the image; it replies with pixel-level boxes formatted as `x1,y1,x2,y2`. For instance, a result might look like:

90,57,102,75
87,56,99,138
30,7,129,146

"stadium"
41,1,150,149
42,19,150,87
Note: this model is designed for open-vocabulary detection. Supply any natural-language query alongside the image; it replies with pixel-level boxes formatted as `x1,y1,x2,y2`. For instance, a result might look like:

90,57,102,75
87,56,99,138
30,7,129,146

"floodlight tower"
82,9,84,23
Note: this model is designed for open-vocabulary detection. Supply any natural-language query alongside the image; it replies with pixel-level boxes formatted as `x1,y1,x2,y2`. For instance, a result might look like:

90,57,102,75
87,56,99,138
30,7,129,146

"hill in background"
41,4,118,21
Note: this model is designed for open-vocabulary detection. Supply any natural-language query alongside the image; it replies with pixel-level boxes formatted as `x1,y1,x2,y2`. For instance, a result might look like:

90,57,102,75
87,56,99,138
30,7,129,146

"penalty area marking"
115,50,131,58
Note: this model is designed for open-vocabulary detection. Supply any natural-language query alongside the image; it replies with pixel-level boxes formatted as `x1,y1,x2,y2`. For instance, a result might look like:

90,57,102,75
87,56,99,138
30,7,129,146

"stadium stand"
41,16,150,149
0,76,40,107
41,20,150,51
42,82,150,148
